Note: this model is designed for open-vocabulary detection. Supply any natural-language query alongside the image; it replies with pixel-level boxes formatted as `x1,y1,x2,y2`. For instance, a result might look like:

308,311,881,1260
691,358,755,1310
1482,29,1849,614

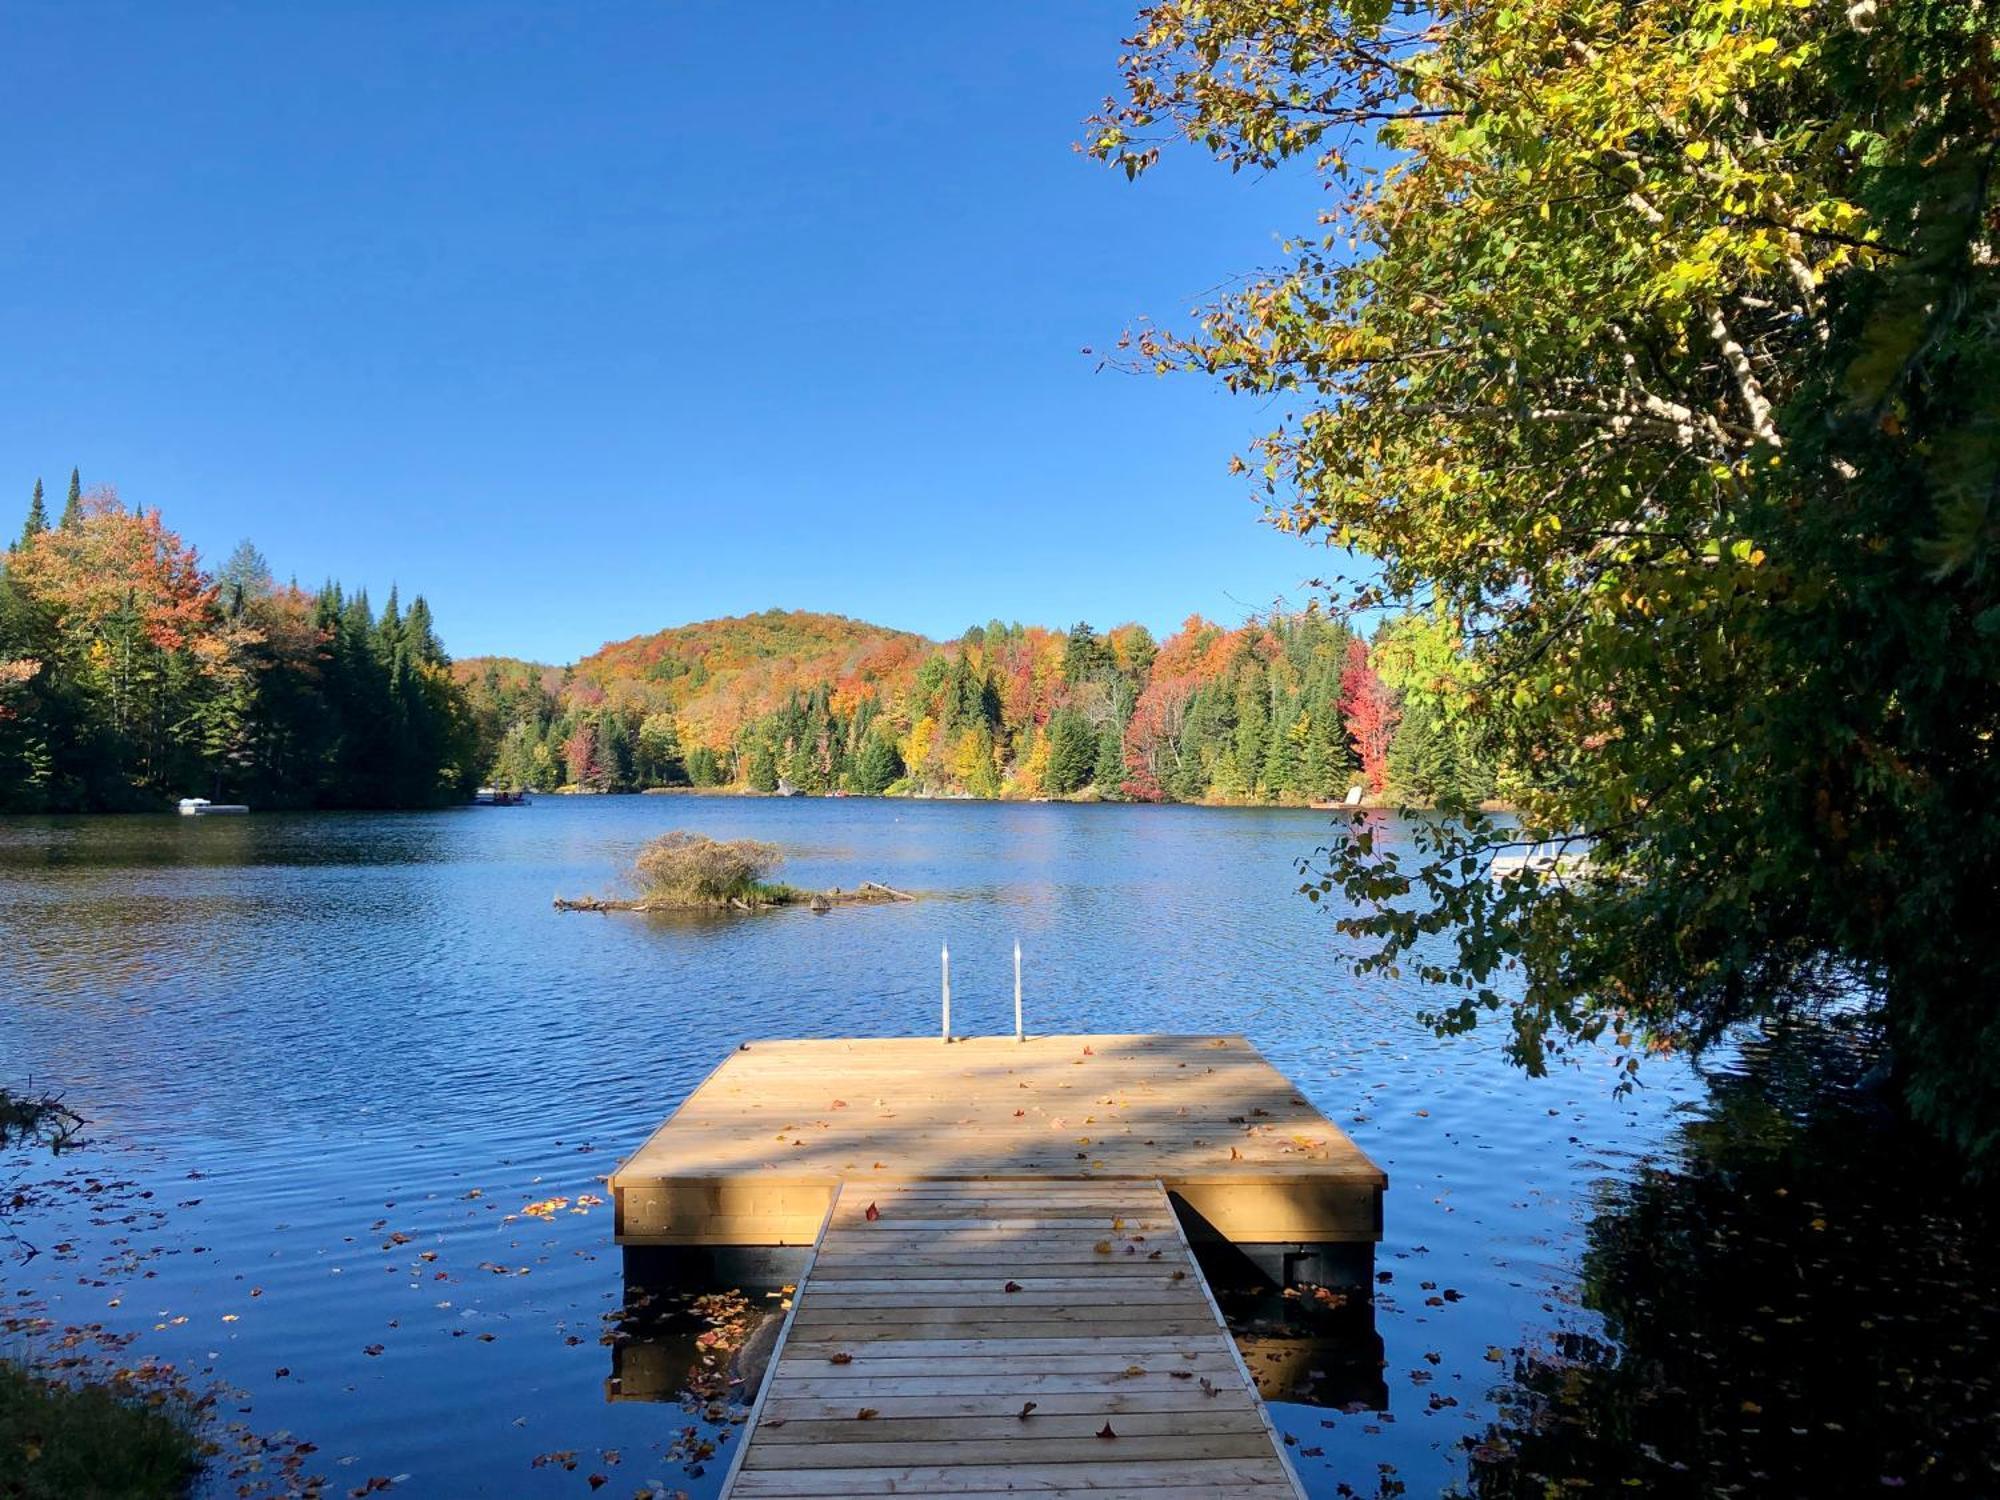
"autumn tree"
1337,639,1395,794
1095,1,2000,1156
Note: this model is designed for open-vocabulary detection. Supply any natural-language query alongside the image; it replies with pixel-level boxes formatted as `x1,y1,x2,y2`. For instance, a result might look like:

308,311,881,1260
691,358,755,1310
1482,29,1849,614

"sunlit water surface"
5,798,1963,1497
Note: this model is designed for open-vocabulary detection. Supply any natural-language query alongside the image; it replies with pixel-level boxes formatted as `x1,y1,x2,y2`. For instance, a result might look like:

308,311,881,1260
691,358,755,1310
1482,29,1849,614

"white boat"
1490,849,1591,880
178,797,249,816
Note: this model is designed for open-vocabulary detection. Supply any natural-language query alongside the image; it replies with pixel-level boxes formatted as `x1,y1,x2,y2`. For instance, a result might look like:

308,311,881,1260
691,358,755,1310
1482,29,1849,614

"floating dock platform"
610,1034,1385,1497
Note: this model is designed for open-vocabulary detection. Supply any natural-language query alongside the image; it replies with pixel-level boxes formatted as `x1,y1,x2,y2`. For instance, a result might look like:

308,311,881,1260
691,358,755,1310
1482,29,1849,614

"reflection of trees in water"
1463,1017,2000,1496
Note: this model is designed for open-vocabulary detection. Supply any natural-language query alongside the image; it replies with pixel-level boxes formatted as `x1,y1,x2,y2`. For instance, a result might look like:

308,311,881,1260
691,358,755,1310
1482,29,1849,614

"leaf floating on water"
1096,1421,1117,1439
863,1202,880,1222
362,1344,384,1357
586,1477,607,1492
1017,1401,1037,1420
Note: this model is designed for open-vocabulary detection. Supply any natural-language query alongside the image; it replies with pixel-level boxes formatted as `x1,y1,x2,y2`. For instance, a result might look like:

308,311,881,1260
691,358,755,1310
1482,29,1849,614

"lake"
3,798,1993,1497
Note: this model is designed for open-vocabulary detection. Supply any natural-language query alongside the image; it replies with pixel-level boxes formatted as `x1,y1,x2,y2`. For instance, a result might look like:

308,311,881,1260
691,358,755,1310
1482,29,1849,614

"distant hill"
456,608,934,749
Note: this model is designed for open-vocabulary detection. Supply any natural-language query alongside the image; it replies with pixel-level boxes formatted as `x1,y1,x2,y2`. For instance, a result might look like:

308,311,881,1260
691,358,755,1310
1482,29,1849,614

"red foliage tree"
563,722,605,789
1339,638,1398,793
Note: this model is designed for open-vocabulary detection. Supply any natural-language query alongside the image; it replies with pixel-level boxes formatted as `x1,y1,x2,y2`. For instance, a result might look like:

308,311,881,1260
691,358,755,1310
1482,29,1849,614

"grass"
0,1361,201,1499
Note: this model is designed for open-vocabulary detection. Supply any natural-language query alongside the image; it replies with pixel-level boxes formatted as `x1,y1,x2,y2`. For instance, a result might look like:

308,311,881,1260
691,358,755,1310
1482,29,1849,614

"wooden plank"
764,1353,1236,1377
756,1410,1265,1444
724,1178,1302,1500
782,1336,1220,1358
764,1384,1248,1408
610,1034,1388,1247
730,1459,1299,1495
762,1391,1252,1422
743,1432,1280,1470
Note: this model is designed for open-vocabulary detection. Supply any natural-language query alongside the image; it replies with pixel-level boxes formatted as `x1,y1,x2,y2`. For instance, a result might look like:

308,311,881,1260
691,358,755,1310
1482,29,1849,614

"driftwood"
555,880,917,915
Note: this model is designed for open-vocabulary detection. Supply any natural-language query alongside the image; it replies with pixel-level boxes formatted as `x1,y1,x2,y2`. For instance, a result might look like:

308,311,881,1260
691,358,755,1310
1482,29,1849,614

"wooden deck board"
720,1180,1303,1499
613,1034,1384,1248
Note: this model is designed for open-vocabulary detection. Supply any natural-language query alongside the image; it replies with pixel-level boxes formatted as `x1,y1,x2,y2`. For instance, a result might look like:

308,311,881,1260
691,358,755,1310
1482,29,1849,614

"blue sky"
3,2,1344,663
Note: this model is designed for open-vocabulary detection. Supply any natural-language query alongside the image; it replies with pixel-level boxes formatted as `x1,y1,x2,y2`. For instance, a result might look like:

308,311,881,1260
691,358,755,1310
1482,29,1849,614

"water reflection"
1463,1016,2000,1497
604,1252,788,1411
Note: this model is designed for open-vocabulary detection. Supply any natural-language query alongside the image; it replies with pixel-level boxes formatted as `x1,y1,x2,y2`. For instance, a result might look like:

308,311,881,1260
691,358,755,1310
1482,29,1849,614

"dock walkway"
723,1178,1305,1498
611,1035,1385,1497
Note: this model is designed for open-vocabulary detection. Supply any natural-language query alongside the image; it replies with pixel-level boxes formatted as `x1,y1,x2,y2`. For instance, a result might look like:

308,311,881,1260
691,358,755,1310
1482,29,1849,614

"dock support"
940,942,951,1042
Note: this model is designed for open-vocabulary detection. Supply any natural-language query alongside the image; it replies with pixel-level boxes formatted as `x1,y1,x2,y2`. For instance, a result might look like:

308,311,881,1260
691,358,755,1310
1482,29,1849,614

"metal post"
941,941,952,1043
1014,939,1023,1042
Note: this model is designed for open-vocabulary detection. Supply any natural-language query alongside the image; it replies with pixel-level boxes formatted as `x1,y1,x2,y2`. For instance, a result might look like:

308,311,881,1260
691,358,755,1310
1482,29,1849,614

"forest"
0,475,481,812
457,606,1496,806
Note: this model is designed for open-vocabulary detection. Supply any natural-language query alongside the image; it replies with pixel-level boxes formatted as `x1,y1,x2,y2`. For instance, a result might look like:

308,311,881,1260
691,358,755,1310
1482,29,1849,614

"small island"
553,831,915,914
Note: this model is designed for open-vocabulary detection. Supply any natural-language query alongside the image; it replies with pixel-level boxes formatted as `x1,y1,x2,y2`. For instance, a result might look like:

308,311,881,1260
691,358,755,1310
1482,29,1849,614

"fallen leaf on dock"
1003,1281,1023,1293
1096,1421,1117,1438
855,1407,879,1420
1017,1402,1037,1420
828,1351,854,1365
863,1202,880,1222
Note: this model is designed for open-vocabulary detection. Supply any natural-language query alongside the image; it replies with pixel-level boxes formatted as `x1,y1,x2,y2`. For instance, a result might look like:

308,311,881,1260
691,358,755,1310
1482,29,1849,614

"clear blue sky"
3,2,1343,663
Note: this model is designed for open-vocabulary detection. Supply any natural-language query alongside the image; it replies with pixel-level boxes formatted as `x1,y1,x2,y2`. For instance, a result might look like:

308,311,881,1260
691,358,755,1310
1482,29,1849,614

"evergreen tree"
59,468,81,529
1045,710,1096,795
17,478,46,549
687,744,723,787
1263,701,1301,798
853,730,904,795
1234,680,1269,796
1062,622,1109,684
218,540,274,602
1092,727,1125,796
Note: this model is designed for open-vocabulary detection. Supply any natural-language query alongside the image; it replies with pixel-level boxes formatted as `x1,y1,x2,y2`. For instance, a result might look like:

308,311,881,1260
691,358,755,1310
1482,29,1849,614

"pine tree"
59,468,81,529
1092,726,1125,796
853,730,904,795
17,479,46,549
1045,710,1096,795
1263,700,1301,798
1062,622,1109,684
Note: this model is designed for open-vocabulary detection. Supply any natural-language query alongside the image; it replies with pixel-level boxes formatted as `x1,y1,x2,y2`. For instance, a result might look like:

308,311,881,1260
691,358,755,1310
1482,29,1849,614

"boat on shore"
178,797,248,817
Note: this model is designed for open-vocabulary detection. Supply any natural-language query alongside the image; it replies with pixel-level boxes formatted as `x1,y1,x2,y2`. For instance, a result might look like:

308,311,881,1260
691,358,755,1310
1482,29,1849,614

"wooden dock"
723,1179,1304,1497
611,1035,1385,1497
